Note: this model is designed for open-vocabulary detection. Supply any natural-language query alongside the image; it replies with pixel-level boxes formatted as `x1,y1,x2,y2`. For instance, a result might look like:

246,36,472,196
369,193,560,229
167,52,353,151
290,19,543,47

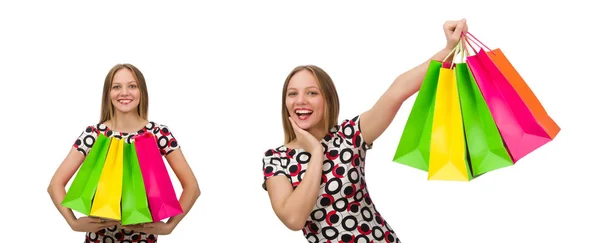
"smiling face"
281,65,340,144
110,68,140,115
286,69,326,131
99,64,149,124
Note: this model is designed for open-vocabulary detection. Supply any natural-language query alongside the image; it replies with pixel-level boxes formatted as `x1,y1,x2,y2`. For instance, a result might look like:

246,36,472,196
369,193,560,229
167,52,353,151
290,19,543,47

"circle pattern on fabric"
85,228,157,243
73,122,180,166
261,116,401,242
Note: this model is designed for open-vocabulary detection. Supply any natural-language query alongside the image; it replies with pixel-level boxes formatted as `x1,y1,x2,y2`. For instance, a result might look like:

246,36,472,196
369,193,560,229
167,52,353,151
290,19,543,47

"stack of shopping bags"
392,32,560,181
62,132,183,225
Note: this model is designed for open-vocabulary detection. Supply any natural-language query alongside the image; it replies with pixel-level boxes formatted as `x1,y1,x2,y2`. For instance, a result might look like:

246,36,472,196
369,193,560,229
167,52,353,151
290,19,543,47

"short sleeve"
152,124,180,156
262,148,291,191
73,125,99,157
339,115,372,151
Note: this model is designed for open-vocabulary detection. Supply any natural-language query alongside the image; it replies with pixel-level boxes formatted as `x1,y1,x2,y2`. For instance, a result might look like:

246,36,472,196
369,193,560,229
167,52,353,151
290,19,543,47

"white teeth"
296,110,312,114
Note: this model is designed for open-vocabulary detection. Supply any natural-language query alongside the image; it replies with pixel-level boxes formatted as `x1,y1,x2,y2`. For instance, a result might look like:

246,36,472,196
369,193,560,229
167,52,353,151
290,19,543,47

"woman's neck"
289,127,328,147
107,111,147,133
307,127,328,141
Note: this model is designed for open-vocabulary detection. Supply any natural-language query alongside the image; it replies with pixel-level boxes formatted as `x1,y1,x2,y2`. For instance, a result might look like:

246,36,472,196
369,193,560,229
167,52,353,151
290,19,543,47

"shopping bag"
89,137,124,220
134,132,183,222
62,134,111,215
484,46,560,139
392,60,442,171
456,62,513,176
428,65,472,181
121,141,153,225
464,33,553,162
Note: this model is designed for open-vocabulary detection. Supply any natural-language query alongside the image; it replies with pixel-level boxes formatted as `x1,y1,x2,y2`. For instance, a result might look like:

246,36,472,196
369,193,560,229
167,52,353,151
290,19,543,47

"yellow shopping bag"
428,67,473,181
89,137,124,220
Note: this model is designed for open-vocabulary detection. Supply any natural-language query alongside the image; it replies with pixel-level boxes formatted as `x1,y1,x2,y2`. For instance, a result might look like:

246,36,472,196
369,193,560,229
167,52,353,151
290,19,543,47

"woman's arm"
47,147,86,228
360,48,453,144
163,149,201,231
360,19,468,145
265,146,324,231
48,147,117,232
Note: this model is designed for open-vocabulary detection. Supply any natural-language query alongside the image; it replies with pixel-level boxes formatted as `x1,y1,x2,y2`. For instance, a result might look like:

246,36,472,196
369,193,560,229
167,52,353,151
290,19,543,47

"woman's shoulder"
73,123,104,156
262,144,291,159
145,121,180,155
143,121,172,133
338,114,362,128
76,123,104,136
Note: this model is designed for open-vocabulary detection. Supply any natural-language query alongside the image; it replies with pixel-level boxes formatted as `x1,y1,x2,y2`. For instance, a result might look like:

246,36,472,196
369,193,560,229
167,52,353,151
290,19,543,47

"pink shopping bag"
464,33,552,162
134,132,183,221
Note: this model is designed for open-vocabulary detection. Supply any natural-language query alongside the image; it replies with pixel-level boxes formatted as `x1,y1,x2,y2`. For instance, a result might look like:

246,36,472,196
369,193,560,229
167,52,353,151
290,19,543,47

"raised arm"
360,19,468,145
264,117,324,231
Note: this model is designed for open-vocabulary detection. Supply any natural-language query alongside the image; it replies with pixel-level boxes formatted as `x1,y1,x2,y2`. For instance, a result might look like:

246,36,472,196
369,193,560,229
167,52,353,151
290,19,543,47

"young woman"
261,19,468,242
48,64,201,242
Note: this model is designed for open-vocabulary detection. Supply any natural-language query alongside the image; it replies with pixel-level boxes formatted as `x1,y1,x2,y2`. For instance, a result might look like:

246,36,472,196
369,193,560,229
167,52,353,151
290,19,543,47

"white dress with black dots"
262,115,401,243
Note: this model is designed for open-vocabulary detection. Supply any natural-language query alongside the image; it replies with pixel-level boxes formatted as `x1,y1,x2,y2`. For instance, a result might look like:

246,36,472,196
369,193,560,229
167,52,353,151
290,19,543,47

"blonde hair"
99,64,149,125
281,65,340,144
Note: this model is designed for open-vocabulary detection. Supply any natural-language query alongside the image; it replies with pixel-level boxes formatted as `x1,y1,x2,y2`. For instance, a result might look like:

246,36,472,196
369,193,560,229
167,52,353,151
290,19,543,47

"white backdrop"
1,0,598,242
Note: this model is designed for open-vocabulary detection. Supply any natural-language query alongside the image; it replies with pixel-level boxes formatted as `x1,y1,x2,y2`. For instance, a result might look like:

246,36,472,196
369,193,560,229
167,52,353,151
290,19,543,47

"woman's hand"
443,19,469,51
358,18,470,145
70,216,120,233
122,221,174,235
289,117,323,153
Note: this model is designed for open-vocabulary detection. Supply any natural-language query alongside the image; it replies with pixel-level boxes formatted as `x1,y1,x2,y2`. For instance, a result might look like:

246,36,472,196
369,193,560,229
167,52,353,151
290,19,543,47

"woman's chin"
113,104,138,114
292,114,321,131
296,120,315,131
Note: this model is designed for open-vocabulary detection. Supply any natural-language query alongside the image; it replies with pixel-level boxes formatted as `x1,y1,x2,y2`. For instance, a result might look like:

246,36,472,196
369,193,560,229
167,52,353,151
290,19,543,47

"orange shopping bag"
465,32,560,139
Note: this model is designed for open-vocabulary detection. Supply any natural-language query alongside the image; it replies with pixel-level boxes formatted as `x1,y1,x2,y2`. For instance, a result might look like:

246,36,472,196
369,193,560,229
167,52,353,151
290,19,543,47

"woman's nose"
296,94,307,104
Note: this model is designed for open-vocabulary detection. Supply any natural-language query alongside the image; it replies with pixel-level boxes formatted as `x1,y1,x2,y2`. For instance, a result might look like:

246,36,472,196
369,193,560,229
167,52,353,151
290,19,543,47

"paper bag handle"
462,31,496,56
442,37,465,66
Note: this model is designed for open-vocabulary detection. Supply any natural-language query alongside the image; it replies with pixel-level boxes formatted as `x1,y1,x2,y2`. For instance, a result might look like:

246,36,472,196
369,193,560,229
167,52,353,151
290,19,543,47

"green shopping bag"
455,63,513,176
121,141,153,225
62,134,111,215
392,61,442,171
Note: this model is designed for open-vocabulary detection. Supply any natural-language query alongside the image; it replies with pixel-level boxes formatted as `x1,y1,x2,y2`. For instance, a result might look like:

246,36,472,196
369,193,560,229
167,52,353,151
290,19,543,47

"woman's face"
110,68,140,115
285,69,325,131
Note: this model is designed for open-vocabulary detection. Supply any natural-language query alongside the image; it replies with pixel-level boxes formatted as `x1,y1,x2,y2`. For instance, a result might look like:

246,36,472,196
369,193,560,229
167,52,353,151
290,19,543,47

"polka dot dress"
262,115,401,243
73,121,180,243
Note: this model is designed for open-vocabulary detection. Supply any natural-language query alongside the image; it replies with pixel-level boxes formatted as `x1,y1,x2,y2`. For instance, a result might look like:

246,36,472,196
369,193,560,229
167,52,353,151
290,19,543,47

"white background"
1,0,598,242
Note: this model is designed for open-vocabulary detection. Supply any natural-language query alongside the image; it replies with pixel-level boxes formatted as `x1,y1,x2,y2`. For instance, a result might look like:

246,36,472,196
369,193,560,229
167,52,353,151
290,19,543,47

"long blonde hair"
281,65,340,144
99,63,149,125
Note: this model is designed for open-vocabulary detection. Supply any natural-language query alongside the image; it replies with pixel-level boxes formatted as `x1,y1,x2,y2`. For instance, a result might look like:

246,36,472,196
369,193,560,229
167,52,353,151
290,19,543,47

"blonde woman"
261,19,468,242
48,64,201,242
